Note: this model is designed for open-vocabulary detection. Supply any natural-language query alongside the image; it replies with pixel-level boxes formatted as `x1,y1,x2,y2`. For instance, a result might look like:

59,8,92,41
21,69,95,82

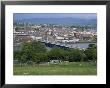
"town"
13,23,97,50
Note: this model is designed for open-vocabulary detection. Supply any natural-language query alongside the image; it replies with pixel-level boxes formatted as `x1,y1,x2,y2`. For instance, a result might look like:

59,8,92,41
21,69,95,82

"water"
46,43,96,51
14,42,96,51
67,43,96,49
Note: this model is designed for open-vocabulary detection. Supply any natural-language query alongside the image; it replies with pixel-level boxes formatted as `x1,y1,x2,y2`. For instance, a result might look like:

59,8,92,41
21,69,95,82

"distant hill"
14,17,97,25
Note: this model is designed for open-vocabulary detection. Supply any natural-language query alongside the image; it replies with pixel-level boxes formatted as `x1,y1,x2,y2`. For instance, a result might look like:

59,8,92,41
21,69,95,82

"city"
14,23,97,51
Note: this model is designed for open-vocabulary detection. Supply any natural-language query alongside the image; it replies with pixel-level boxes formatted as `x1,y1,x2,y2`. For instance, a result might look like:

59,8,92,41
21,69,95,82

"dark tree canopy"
14,41,97,64
84,44,97,61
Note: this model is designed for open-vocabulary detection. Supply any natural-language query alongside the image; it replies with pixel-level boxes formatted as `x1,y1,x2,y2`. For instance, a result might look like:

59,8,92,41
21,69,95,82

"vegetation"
14,41,97,75
14,41,47,63
84,44,97,61
14,41,97,64
14,62,97,75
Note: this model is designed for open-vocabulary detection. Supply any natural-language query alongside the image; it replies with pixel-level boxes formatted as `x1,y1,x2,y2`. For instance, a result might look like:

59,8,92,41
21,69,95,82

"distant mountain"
14,17,97,25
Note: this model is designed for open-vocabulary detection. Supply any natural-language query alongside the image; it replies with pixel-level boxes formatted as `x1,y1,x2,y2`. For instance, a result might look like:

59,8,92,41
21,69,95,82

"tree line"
14,41,97,64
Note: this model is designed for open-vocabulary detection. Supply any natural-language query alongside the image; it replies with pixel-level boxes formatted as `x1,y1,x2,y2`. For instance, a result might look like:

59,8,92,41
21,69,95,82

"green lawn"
13,62,97,75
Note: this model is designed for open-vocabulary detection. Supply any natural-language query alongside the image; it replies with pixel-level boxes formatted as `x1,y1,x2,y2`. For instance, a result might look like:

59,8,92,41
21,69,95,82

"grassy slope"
13,62,97,75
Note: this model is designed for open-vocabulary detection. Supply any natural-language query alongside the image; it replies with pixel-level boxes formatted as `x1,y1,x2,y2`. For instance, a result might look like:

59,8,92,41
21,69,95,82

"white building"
56,36,64,40
35,37,42,41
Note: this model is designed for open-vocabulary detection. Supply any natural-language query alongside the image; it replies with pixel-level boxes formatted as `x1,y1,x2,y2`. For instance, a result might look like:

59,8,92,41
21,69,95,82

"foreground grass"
13,62,97,75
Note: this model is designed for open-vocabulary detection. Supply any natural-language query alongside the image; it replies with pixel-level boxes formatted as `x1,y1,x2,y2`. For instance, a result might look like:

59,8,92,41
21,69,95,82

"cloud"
14,13,97,20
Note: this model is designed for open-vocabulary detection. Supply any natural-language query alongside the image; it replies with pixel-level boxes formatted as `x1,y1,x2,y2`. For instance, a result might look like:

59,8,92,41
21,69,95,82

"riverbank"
77,41,97,43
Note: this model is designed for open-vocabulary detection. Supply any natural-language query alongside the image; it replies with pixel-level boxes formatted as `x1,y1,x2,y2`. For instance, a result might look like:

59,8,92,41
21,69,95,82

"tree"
14,51,21,60
21,42,33,61
88,44,96,48
32,53,48,64
84,44,97,61
68,49,86,62
48,48,65,60
20,53,28,63
48,48,86,62
31,41,47,53
13,41,47,64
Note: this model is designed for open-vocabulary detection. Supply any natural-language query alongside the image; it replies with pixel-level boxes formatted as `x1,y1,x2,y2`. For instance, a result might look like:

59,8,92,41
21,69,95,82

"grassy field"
13,62,97,75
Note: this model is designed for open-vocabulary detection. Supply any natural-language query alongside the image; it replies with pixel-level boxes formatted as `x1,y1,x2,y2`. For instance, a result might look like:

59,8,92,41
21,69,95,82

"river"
14,42,96,51
46,42,96,51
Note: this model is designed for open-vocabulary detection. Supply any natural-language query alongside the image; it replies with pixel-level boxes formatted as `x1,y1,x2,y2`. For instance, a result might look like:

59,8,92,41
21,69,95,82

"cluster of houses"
13,24,97,48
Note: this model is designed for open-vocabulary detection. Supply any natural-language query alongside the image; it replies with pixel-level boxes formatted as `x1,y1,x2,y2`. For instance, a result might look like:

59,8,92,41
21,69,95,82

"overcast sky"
14,13,97,20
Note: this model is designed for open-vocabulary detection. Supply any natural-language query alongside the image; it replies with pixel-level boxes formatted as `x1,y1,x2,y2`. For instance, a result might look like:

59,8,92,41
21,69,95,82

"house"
56,36,64,40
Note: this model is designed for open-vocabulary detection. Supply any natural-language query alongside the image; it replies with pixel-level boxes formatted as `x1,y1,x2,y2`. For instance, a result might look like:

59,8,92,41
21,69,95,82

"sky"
13,13,97,20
